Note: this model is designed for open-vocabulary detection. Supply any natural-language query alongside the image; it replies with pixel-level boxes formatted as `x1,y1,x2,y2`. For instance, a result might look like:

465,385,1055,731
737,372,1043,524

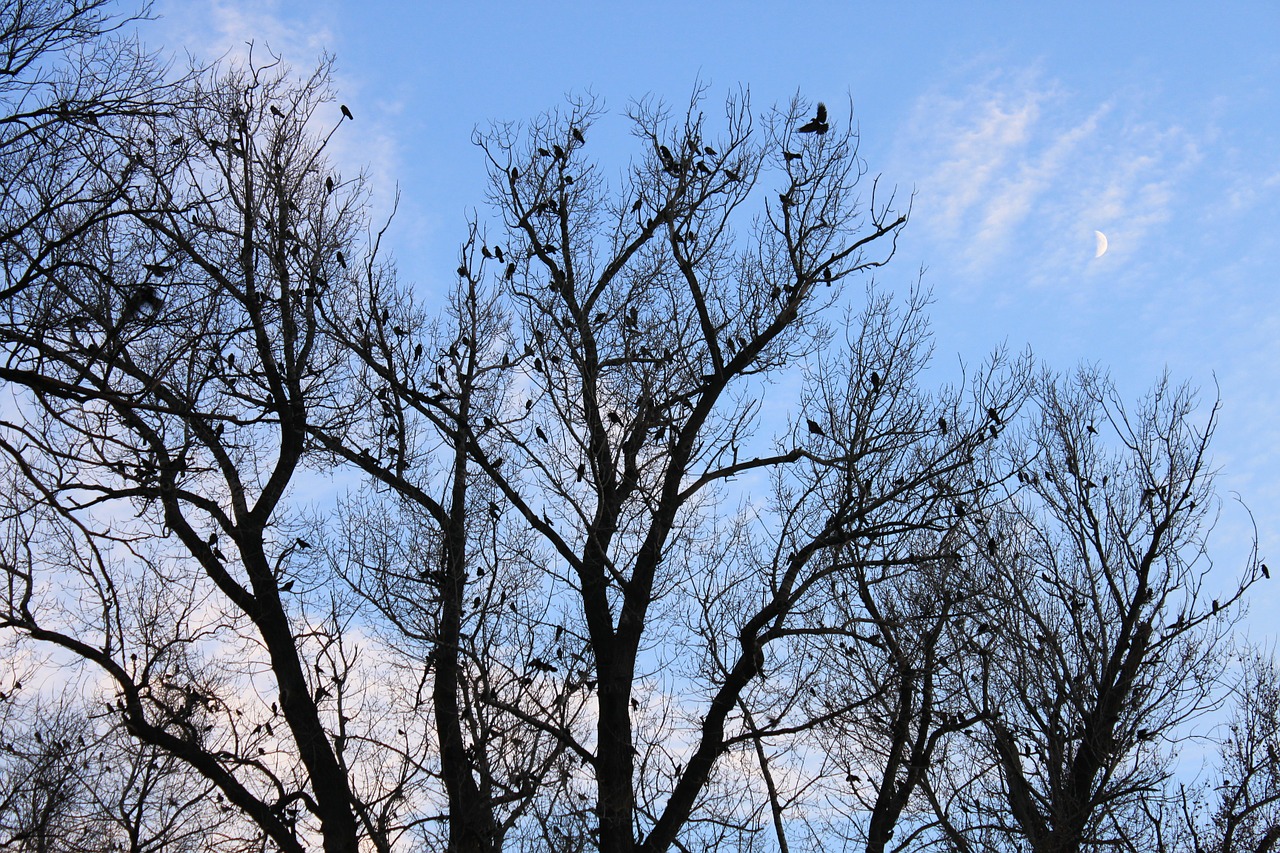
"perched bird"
340,104,353,121
279,580,295,593
869,370,881,391
1263,563,1271,579
269,105,284,118
798,102,829,134
325,176,334,193
806,418,825,437
535,426,547,441
504,262,517,280
296,538,311,549
335,251,346,269
572,127,585,144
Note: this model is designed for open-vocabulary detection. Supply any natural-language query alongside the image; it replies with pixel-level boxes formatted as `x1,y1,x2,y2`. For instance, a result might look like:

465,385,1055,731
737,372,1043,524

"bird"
869,370,881,391
806,418,825,437
535,426,547,441
571,127,585,144
279,580,295,593
340,104,353,121
937,416,948,435
335,251,346,269
142,262,172,278
1263,563,1271,579
325,176,334,193
986,406,1001,424
798,102,829,134
783,150,802,162
269,105,284,119
296,538,311,549
504,262,517,280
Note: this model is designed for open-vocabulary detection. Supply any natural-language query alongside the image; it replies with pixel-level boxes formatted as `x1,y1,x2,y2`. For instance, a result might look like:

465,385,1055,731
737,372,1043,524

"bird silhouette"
325,176,334,193
142,262,172,278
798,102,829,134
806,418,825,437
869,371,881,390
572,127,585,144
340,104,353,121
783,150,802,162
270,105,284,119
335,251,346,269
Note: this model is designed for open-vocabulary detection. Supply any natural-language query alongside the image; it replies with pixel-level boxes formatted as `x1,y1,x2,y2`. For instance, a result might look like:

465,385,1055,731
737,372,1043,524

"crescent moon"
1094,230,1108,258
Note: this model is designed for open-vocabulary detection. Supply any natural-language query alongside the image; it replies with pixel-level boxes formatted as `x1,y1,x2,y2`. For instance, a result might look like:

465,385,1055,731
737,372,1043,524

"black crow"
798,102,829,134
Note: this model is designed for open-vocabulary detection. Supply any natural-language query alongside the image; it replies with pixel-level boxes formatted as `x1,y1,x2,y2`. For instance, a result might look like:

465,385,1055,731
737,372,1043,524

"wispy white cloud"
893,68,1201,297
154,0,335,66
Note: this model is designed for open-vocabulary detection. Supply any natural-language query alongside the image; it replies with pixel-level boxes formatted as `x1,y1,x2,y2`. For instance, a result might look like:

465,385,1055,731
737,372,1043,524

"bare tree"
1173,645,1280,853
426,87,1037,853
0,50,421,853
930,369,1256,853
0,9,1266,853
0,0,173,305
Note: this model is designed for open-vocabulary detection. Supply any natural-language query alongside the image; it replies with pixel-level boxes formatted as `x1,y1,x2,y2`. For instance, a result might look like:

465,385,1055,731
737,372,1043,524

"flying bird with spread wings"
798,102,829,135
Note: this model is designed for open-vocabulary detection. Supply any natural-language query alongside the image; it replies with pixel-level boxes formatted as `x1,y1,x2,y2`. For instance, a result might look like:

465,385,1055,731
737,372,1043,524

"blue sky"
147,1,1280,632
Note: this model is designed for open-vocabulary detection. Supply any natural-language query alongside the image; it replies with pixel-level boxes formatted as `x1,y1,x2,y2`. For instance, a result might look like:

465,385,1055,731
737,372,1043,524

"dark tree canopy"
0,9,1267,853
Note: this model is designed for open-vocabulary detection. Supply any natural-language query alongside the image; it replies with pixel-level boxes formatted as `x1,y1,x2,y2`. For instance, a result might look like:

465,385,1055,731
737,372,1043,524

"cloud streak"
893,68,1200,295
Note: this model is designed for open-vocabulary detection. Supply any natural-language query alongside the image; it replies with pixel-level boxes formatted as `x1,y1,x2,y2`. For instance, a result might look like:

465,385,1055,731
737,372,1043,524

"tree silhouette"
0,12,1264,853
